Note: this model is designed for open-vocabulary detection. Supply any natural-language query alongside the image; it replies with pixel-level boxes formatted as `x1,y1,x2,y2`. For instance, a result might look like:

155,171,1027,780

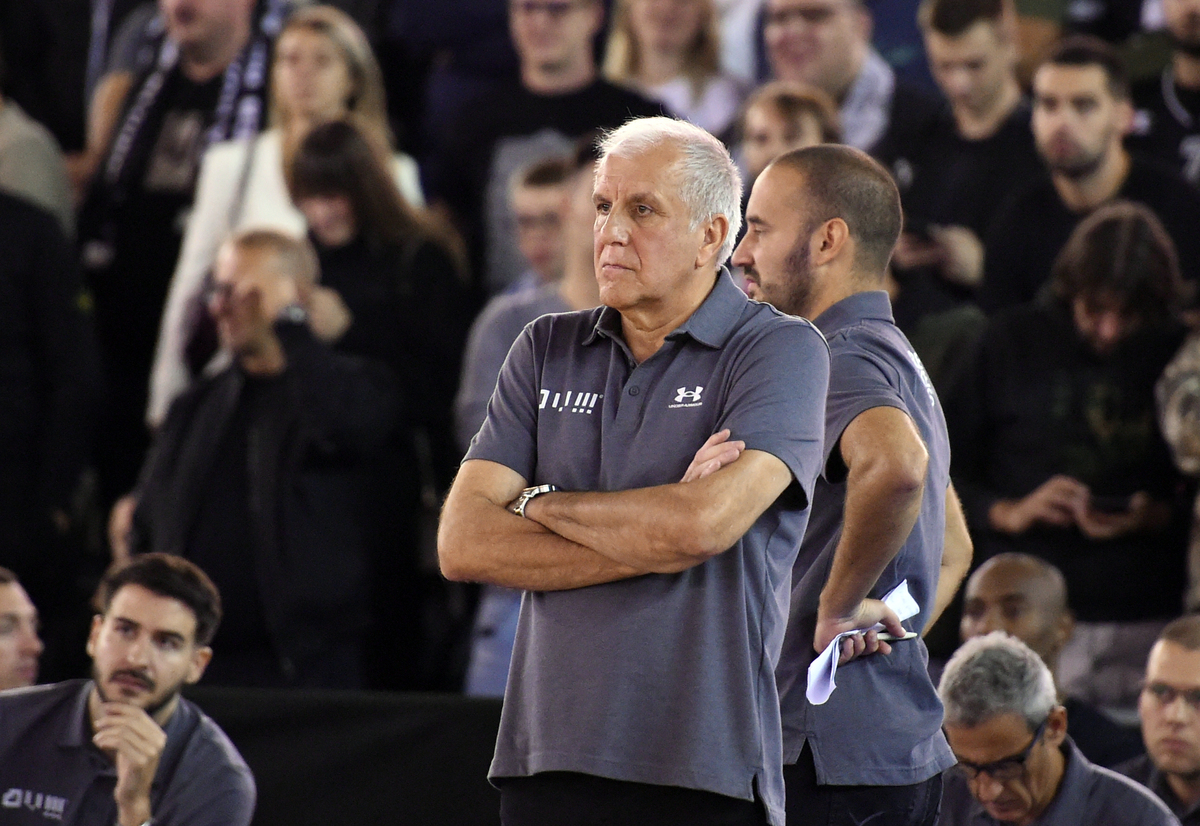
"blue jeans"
784,743,943,826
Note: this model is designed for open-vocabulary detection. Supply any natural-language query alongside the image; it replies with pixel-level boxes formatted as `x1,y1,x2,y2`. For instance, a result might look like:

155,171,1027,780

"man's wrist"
511,485,558,518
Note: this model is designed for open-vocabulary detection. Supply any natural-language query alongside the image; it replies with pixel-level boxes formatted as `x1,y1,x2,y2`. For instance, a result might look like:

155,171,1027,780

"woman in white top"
603,0,746,137
147,4,422,425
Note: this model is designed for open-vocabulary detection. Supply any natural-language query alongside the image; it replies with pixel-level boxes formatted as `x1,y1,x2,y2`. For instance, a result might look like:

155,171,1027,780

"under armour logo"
670,386,705,409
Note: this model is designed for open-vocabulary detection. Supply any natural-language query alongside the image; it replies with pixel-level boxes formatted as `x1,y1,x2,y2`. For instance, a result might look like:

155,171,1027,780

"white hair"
598,117,743,265
939,631,1058,731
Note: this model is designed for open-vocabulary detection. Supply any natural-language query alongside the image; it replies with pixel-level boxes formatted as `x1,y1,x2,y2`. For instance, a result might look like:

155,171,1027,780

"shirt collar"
813,291,894,337
583,269,748,350
1146,758,1200,819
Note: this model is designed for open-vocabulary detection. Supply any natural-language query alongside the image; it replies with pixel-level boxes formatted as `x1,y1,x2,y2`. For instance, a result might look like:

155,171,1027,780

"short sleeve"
823,347,907,470
463,322,542,481
717,321,830,506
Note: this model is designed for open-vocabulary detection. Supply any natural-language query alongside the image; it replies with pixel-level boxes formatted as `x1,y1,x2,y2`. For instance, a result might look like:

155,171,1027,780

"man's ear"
86,614,103,659
185,646,213,685
1045,704,1069,747
695,214,730,270
812,218,850,266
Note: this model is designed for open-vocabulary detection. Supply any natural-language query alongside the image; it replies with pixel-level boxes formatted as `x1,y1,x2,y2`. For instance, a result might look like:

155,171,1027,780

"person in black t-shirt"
982,35,1200,312
427,0,662,297
78,0,273,509
892,0,1042,300
1129,0,1200,188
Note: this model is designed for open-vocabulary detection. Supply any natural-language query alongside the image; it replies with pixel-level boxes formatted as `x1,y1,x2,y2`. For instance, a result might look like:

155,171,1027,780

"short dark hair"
770,144,902,275
1050,200,1183,322
0,566,16,586
1158,615,1200,651
94,554,222,647
919,0,1010,35
1043,34,1130,100
518,156,572,190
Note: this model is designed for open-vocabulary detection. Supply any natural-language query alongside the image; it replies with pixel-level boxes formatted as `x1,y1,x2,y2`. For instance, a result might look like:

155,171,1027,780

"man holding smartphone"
727,144,973,826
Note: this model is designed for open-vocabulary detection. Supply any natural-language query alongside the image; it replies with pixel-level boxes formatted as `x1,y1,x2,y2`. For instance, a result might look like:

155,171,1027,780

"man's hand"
303,284,353,343
928,225,984,289
892,233,945,271
92,703,166,826
108,495,138,563
988,475,1089,534
680,429,745,482
814,599,906,665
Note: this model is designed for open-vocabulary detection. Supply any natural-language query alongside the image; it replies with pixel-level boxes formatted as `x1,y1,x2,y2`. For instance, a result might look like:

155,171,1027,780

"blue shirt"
466,270,830,826
776,291,957,785
0,679,255,826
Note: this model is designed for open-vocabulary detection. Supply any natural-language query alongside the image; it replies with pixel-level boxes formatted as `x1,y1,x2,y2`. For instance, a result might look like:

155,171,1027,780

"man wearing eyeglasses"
938,632,1178,825
1118,616,1200,824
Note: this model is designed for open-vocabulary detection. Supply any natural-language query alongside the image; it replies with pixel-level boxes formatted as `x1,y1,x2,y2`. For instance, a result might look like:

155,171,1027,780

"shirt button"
629,386,640,396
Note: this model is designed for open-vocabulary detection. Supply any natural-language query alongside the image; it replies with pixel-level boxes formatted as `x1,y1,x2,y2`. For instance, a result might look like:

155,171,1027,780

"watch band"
513,484,557,518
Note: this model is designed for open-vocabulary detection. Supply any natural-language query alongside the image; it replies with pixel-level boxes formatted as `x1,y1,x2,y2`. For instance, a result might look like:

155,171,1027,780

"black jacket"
130,320,399,674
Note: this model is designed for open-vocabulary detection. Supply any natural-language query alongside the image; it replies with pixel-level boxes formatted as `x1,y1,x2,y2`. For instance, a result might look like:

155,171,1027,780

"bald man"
960,553,1144,767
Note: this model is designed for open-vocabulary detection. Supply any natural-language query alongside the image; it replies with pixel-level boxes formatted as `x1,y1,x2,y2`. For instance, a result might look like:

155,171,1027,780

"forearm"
819,460,925,620
438,484,647,590
925,484,973,633
525,451,792,574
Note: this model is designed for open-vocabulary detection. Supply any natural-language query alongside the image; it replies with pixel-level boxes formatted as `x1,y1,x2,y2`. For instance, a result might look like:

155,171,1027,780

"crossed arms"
437,446,794,591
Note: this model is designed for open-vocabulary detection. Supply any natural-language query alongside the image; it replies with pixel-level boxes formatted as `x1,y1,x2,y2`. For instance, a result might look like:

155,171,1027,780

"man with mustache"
980,35,1200,312
0,553,254,826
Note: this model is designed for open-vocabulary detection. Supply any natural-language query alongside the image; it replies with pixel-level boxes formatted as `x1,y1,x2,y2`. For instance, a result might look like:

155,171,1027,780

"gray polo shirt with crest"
465,270,830,826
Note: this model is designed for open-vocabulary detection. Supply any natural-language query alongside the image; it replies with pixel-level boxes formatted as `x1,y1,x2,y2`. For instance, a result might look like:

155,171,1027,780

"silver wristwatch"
512,484,557,518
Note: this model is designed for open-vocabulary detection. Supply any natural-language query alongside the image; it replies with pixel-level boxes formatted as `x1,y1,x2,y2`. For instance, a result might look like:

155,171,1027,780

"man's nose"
973,773,1006,803
596,210,629,244
731,234,752,268
19,625,43,656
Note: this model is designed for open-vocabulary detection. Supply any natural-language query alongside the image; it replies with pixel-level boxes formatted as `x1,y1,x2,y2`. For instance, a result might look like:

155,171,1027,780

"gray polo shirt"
466,270,830,826
0,679,255,826
776,291,957,785
938,737,1180,825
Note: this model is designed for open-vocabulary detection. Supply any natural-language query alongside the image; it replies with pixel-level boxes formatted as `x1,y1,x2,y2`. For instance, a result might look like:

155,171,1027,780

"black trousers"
784,743,943,826
500,771,769,826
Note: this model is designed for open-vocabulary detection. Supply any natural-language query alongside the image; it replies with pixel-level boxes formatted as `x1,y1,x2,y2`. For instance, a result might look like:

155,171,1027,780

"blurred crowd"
1,0,1200,717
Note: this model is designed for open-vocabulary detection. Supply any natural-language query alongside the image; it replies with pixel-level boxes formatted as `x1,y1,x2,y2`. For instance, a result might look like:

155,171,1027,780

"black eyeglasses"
954,718,1048,783
1143,682,1200,712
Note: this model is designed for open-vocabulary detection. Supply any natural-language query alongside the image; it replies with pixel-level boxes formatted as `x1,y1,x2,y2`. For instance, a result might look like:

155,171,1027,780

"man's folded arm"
438,458,647,590
522,448,795,573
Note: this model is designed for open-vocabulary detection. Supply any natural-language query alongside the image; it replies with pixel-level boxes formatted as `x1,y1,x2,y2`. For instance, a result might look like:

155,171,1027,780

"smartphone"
877,631,918,642
1090,494,1131,514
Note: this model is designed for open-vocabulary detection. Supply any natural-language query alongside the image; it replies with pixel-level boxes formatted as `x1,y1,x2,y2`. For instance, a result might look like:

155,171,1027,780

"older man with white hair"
438,116,832,826
938,632,1178,825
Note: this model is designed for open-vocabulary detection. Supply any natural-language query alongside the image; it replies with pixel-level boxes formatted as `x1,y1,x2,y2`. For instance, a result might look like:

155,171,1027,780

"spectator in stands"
1129,0,1200,188
937,632,1178,826
892,0,1041,301
0,566,42,690
506,155,572,295
1158,327,1200,612
960,553,1145,768
427,0,662,296
1119,615,1200,824
0,553,255,826
948,201,1190,711
0,40,74,236
289,120,472,689
0,190,102,684
982,36,1200,312
78,0,272,509
736,80,840,185
761,0,941,161
603,0,745,136
115,230,398,689
456,142,600,697
148,4,423,427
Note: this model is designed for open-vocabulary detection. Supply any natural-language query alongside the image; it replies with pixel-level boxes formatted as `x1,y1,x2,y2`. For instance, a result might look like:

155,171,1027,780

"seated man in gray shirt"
0,553,254,826
439,117,832,826
938,631,1178,826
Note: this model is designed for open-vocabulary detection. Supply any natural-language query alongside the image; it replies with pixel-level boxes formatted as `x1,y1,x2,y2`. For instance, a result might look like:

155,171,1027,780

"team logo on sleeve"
670,386,705,409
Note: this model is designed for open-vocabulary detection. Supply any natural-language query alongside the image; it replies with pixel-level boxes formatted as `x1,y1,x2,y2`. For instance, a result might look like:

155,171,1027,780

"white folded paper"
805,580,921,705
